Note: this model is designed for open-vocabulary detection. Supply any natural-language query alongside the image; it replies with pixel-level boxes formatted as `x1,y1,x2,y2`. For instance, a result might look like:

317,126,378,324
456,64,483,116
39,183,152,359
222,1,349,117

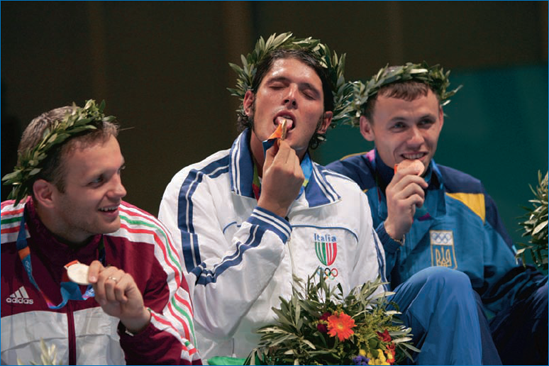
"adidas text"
6,297,34,304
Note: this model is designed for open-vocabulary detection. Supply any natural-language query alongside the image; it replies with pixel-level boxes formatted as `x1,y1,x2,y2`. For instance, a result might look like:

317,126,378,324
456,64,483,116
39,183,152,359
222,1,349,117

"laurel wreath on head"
348,61,463,126
227,32,354,130
2,99,116,205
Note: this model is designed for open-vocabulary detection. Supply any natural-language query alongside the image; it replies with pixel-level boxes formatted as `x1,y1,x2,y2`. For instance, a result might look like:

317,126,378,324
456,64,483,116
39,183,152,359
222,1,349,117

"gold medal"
281,118,287,140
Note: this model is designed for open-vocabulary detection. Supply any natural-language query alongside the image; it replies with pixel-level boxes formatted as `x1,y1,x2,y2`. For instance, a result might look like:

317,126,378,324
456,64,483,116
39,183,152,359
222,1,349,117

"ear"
317,111,333,134
438,105,445,130
243,90,255,116
32,179,56,209
359,115,375,141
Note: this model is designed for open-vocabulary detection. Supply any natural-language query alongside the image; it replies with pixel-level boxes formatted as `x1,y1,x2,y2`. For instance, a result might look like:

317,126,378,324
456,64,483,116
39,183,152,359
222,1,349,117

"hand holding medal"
259,117,304,218
385,159,429,242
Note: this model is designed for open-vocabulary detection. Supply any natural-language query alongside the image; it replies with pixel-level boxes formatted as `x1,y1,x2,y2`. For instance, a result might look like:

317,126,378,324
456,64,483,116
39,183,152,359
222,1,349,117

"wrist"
121,307,151,335
384,221,404,243
391,234,405,245
258,198,289,218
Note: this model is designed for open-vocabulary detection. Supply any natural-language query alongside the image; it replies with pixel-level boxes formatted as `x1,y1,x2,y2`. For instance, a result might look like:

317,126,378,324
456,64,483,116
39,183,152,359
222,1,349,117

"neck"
34,203,91,248
250,131,266,177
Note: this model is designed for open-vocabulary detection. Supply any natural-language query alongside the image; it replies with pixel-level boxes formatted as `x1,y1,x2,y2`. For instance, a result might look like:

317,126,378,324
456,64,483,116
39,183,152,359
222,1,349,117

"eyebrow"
390,113,436,123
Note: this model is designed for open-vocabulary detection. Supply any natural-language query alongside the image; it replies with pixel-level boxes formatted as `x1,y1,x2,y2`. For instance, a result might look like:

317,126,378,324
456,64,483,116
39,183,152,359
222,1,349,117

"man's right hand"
384,164,428,241
258,140,304,217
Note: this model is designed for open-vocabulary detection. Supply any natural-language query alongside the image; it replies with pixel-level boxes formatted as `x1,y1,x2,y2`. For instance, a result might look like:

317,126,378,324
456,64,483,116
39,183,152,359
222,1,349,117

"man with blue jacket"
327,62,548,364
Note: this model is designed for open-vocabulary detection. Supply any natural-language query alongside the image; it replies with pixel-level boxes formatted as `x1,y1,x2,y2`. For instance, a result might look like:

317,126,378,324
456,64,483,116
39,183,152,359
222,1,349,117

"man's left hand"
88,261,151,334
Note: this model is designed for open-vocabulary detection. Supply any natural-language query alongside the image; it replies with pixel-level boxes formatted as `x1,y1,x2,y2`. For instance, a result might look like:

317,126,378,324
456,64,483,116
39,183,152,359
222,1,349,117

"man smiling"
327,62,548,364
1,101,201,365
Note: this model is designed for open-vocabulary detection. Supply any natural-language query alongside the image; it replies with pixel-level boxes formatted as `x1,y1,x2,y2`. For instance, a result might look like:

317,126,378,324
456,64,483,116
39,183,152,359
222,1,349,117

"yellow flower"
367,350,390,365
359,349,367,357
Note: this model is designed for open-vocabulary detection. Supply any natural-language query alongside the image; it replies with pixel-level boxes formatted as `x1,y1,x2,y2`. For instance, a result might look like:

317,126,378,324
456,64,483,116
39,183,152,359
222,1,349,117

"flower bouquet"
516,171,548,270
246,273,419,365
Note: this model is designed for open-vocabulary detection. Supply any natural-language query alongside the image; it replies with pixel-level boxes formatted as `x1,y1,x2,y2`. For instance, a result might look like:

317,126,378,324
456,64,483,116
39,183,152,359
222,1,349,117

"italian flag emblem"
314,233,338,266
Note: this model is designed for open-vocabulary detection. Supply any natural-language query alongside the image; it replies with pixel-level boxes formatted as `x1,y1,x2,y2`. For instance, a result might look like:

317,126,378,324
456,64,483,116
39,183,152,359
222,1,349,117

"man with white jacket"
159,33,485,364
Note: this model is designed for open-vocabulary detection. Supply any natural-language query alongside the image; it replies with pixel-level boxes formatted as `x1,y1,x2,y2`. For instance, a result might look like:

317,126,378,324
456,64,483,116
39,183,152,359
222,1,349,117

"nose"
283,85,298,108
408,126,424,146
109,175,127,199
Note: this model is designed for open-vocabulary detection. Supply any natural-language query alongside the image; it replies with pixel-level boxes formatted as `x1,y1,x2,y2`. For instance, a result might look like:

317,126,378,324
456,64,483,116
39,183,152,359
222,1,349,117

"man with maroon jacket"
1,100,202,365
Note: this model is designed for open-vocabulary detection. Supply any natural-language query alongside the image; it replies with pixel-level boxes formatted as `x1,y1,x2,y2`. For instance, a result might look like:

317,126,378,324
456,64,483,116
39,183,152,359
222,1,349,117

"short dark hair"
362,81,441,122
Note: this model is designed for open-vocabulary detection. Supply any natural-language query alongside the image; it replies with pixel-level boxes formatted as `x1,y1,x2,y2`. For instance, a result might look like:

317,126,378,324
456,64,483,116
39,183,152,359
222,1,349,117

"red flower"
385,343,396,364
377,329,392,343
327,312,356,341
317,312,331,333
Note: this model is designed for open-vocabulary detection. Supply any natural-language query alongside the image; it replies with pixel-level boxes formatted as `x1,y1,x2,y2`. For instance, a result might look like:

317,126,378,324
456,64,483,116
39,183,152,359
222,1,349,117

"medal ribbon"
16,214,105,309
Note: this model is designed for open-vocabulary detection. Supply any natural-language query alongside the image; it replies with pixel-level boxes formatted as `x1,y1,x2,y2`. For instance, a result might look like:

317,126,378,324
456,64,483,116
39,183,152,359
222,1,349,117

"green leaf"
533,221,548,235
2,171,20,181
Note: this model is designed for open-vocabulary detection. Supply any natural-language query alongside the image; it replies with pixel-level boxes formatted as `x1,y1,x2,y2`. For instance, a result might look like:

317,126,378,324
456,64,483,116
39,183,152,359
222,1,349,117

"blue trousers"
490,279,548,365
390,267,483,365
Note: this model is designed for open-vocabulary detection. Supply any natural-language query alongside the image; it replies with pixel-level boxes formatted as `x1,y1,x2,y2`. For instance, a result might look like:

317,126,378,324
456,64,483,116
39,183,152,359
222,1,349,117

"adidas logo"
6,286,34,305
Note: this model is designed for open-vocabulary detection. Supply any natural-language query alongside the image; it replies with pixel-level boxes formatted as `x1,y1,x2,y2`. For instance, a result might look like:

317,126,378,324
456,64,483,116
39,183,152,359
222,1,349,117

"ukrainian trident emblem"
430,230,458,269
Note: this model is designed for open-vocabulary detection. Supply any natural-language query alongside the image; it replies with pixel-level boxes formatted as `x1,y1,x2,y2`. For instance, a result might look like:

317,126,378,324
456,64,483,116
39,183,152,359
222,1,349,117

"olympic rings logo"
316,266,338,280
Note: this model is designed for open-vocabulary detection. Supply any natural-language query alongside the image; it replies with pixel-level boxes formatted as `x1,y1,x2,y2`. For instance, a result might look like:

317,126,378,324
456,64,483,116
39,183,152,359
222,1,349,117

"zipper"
287,236,298,285
67,301,76,365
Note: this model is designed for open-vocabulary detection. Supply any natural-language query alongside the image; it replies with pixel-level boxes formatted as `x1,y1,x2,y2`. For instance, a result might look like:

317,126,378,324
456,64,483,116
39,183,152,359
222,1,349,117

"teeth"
403,154,423,159
100,207,117,212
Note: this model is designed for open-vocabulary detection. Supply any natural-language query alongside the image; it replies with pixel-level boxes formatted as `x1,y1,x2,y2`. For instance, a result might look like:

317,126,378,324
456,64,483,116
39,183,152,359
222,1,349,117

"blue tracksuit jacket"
327,149,545,318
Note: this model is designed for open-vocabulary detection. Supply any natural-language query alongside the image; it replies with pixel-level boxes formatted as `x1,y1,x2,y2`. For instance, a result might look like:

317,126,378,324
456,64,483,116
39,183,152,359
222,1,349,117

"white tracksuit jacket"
159,129,386,360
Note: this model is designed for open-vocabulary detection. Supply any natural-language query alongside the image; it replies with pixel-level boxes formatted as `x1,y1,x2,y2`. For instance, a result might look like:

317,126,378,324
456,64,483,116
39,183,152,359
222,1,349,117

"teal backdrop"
313,64,548,267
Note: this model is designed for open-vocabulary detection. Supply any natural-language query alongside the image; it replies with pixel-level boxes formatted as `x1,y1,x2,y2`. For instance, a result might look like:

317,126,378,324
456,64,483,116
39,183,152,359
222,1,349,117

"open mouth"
99,206,119,214
401,153,426,160
274,115,295,131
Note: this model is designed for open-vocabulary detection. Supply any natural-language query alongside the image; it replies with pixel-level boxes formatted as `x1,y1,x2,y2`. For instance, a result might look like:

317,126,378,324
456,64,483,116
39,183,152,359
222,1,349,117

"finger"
104,269,125,302
273,139,291,165
389,181,425,210
87,260,105,284
263,142,279,170
113,274,130,303
405,193,425,208
94,266,118,304
396,165,423,177
392,175,428,193
400,181,425,199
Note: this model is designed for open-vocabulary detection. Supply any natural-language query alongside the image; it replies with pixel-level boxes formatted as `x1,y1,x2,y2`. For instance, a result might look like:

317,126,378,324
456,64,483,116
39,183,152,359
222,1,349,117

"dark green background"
2,2,547,266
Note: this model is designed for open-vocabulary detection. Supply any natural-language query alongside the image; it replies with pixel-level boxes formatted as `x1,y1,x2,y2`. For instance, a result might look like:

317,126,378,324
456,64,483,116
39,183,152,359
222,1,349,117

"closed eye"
302,89,317,100
268,80,288,90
